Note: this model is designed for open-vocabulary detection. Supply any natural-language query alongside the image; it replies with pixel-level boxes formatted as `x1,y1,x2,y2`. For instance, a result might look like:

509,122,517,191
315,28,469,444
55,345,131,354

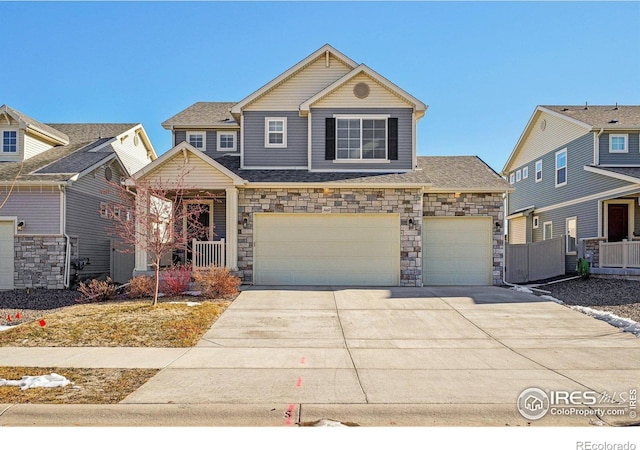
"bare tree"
102,168,211,306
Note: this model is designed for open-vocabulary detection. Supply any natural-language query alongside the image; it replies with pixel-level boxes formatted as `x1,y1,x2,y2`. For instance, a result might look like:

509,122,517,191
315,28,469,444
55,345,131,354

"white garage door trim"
253,213,400,286
423,216,492,286
0,218,16,290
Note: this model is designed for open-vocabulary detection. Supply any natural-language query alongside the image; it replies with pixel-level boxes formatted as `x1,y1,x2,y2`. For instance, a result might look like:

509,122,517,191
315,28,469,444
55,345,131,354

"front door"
608,204,629,242
185,201,213,263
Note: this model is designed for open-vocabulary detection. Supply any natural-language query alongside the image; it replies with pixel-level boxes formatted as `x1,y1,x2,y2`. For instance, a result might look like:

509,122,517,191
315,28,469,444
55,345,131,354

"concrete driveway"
119,286,640,426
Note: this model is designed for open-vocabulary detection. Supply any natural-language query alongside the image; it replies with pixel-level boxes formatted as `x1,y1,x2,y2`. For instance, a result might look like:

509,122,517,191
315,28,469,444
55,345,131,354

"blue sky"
2,1,639,172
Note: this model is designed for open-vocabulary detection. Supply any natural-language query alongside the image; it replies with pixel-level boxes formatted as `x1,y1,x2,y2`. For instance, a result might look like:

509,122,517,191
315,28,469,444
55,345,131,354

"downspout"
594,128,604,165
60,184,71,288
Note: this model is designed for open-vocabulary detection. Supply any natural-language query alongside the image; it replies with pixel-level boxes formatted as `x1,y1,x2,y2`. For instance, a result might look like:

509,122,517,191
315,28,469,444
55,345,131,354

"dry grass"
0,367,158,404
0,297,232,348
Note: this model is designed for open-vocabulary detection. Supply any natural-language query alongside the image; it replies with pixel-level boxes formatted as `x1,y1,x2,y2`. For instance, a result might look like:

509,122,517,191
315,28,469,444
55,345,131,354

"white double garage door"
253,213,493,286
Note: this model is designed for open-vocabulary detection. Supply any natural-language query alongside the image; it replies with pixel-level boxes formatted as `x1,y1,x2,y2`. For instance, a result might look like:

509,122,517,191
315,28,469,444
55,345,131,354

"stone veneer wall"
423,193,505,285
14,235,67,289
237,188,423,286
583,237,606,267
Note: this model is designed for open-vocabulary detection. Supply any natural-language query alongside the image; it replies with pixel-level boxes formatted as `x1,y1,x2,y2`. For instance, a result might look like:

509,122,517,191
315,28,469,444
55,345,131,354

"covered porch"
130,142,245,275
582,192,640,274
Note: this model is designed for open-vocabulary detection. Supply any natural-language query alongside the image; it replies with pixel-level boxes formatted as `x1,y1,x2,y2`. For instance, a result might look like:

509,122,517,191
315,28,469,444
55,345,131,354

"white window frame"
566,216,577,255
533,215,539,229
609,134,628,153
535,160,542,183
334,114,389,162
509,173,515,184
1,129,18,153
217,132,236,152
522,166,528,179
555,148,567,187
543,221,553,240
516,169,522,182
265,117,287,148
186,131,206,151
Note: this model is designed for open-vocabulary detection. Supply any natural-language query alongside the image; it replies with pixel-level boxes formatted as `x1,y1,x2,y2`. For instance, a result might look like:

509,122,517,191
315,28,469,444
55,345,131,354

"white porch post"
225,187,238,270
134,191,149,272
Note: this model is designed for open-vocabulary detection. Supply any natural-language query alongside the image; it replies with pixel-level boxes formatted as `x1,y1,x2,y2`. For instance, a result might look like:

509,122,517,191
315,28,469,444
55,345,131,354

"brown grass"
0,297,232,347
0,367,158,404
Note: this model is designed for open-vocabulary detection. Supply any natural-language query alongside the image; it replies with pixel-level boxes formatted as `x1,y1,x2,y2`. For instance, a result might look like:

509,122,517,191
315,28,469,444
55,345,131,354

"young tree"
102,168,212,306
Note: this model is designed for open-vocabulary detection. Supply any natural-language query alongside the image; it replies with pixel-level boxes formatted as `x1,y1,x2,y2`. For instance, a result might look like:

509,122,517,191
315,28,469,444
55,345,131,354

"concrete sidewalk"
1,286,639,426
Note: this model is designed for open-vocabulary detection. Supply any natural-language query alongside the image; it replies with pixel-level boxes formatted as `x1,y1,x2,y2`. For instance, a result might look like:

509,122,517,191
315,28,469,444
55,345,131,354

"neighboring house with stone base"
0,105,157,289
133,44,510,286
502,105,640,276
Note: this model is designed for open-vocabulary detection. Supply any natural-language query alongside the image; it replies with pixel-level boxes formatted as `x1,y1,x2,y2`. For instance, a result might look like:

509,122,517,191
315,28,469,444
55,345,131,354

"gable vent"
353,82,370,99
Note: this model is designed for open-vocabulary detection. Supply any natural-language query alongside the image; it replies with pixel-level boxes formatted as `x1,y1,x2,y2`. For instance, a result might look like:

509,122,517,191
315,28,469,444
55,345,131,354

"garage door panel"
254,214,400,286
423,217,492,286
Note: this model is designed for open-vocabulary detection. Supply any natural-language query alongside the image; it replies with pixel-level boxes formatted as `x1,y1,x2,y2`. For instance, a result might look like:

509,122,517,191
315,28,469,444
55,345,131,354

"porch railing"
192,239,226,269
599,240,640,268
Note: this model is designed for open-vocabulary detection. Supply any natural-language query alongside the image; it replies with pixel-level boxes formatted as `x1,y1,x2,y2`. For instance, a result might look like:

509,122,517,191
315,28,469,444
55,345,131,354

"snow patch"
168,301,201,307
0,373,71,390
0,325,13,332
540,295,640,337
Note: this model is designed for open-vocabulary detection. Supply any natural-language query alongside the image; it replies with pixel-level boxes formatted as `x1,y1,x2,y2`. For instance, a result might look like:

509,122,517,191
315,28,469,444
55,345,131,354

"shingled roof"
0,105,69,144
543,105,640,129
0,123,136,183
161,102,237,129
214,155,509,191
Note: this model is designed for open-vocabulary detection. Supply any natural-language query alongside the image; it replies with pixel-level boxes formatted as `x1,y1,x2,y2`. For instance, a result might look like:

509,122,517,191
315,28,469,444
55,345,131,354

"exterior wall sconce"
242,217,248,228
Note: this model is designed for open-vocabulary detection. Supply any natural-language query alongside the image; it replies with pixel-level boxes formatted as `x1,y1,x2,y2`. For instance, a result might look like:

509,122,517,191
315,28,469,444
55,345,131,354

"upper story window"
555,149,567,187
187,131,206,151
516,169,522,182
265,118,287,148
217,132,236,152
2,130,17,153
522,166,528,179
535,160,542,182
609,134,628,153
509,173,515,184
336,117,387,160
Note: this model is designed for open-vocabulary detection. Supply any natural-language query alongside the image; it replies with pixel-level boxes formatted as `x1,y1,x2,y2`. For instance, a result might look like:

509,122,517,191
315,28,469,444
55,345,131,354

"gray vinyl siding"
242,111,307,167
530,200,599,273
213,197,226,241
598,133,640,165
66,164,129,277
311,108,413,171
508,133,632,214
0,189,61,235
173,129,240,159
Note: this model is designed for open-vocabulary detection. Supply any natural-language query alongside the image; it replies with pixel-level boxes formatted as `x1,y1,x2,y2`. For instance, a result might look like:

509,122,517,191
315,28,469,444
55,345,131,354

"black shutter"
325,118,336,160
388,118,398,160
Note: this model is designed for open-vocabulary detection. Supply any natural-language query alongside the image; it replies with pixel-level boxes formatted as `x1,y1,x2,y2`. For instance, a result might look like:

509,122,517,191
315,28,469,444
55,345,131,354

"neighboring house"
502,104,640,275
0,105,157,289
133,44,510,286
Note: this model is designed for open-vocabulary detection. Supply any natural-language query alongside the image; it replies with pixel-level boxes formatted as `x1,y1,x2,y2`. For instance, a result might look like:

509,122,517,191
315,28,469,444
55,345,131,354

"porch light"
242,217,248,228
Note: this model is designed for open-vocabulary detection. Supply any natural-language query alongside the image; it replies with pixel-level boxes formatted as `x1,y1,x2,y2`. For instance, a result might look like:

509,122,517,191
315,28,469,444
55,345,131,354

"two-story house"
503,105,640,276
0,105,157,289
133,45,510,287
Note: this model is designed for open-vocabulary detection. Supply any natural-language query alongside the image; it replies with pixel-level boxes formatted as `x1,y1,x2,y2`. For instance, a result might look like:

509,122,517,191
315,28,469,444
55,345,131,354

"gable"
311,72,415,109
506,109,591,171
144,152,236,189
243,53,354,111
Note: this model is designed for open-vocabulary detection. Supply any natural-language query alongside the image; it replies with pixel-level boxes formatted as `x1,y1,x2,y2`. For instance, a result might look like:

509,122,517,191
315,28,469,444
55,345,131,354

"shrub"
193,267,241,299
159,264,192,296
127,275,156,299
78,277,116,302
577,257,590,280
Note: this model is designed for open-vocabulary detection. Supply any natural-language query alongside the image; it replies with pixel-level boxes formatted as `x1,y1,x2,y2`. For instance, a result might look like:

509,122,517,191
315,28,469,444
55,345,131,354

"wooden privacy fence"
506,237,564,283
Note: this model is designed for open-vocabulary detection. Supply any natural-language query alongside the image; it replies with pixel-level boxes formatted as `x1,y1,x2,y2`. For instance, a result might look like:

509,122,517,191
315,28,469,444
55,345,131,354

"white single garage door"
254,213,400,286
423,217,492,285
0,221,14,290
